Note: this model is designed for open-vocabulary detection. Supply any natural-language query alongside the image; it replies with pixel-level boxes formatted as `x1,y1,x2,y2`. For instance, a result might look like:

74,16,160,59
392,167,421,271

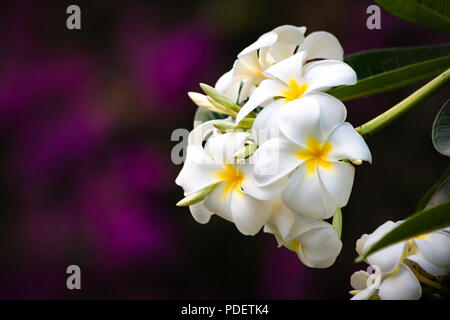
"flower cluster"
350,221,450,300
176,25,372,268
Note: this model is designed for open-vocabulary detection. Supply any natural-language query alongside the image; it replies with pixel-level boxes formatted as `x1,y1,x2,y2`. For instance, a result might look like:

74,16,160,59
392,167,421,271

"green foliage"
416,165,450,211
432,99,450,156
375,0,450,34
193,108,227,127
328,45,450,101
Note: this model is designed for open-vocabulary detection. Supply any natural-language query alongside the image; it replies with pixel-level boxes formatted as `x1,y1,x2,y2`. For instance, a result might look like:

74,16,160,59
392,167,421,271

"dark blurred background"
0,0,448,299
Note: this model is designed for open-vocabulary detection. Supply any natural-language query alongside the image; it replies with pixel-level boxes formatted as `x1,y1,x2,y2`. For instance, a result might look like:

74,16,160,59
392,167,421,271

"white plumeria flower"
216,25,344,105
175,120,284,235
360,221,450,277
351,221,450,300
350,263,421,300
351,221,421,300
264,201,342,268
251,98,371,220
235,50,356,130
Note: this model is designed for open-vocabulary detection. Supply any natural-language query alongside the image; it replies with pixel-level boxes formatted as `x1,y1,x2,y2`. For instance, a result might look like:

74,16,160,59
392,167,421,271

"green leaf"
328,45,450,101
375,0,450,34
416,165,450,211
432,99,450,156
356,200,450,262
332,208,342,239
200,83,241,113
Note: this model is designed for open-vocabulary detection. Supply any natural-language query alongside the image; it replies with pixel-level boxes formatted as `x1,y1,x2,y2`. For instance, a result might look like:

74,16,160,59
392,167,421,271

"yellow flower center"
290,240,304,254
216,164,245,196
280,79,308,103
297,138,333,174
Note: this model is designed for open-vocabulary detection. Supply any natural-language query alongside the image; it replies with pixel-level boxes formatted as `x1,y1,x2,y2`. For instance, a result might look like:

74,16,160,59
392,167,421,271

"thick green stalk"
356,68,450,137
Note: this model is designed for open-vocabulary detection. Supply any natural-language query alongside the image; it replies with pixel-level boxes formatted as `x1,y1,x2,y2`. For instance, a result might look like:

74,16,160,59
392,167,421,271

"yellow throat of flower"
280,79,308,103
216,164,245,196
297,138,333,174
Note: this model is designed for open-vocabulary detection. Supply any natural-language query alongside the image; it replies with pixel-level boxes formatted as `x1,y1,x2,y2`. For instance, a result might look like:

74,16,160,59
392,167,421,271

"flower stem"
356,68,450,137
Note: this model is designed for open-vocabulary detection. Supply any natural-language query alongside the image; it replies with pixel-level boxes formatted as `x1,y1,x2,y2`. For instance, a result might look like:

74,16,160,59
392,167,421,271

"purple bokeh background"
0,0,448,299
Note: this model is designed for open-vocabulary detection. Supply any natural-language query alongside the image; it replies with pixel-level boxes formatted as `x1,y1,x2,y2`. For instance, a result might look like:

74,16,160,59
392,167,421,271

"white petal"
238,31,278,58
220,59,257,104
188,92,215,109
189,201,213,224
236,79,287,124
414,231,450,268
265,25,306,62
252,100,283,145
263,51,307,84
327,122,372,163
351,271,370,290
204,131,250,164
300,31,344,61
378,264,421,300
356,234,369,256
240,164,289,200
215,69,233,94
351,286,377,300
312,92,347,139
289,213,331,238
203,182,233,222
230,190,272,236
318,161,355,207
282,162,337,219
303,59,356,92
407,253,450,277
175,145,223,195
278,96,322,147
266,200,297,243
251,138,301,187
296,223,342,264
363,221,406,273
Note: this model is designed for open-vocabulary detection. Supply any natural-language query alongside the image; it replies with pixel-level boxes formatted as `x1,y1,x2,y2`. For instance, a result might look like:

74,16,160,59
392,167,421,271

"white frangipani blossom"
350,221,450,300
175,120,283,235
251,99,371,220
178,24,377,274
235,50,356,127
264,201,342,268
216,25,344,105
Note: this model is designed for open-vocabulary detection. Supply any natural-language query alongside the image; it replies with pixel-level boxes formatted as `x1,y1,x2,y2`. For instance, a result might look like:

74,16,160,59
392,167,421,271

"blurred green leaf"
193,108,227,127
328,45,450,101
416,165,450,211
375,0,450,34
356,201,450,262
432,99,450,156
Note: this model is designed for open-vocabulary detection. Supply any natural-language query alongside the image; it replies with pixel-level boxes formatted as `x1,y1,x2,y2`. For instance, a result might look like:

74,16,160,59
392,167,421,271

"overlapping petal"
327,122,372,163
378,264,421,300
413,231,450,269
282,162,337,219
230,190,272,236
251,138,301,187
175,145,223,195
303,59,356,92
189,201,213,224
363,221,406,273
299,31,344,61
236,79,286,123
318,162,355,208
